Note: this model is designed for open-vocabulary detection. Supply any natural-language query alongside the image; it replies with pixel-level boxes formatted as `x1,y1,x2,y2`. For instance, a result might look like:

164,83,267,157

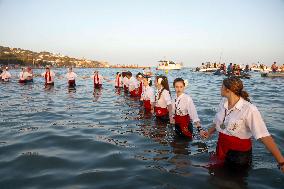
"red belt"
19,80,25,83
138,83,143,97
68,80,75,85
143,100,151,111
216,132,252,161
130,89,139,97
174,114,192,139
124,85,129,92
94,83,102,89
155,107,168,117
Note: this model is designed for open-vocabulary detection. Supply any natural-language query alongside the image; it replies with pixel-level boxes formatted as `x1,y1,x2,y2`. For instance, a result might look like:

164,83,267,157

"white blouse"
66,72,77,80
214,98,270,140
155,88,172,108
1,71,11,81
123,77,129,87
128,77,138,91
141,86,155,103
172,93,200,123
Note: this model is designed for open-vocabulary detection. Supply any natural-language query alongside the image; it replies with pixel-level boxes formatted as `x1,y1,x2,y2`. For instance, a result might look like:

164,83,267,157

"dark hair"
223,77,250,102
144,77,152,86
173,78,185,87
121,72,127,77
156,75,170,100
136,72,143,78
126,71,132,77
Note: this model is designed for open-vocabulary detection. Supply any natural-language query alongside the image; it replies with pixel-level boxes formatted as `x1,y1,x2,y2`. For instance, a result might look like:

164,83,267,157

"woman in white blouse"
154,75,173,123
202,77,284,172
65,67,77,87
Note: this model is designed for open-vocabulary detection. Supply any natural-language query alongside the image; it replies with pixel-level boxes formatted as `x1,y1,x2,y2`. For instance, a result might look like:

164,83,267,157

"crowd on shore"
0,66,284,173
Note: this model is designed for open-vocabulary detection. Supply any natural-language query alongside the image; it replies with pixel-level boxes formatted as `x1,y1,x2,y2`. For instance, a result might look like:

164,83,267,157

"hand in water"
200,130,209,139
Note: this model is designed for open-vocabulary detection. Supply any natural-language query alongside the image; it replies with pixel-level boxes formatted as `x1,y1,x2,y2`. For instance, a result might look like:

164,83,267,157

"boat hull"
261,72,284,78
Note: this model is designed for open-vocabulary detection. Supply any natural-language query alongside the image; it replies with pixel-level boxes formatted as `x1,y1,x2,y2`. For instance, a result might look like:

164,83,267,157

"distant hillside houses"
0,46,110,68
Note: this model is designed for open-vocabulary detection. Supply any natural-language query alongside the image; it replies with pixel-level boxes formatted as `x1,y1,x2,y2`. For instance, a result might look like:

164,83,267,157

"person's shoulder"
162,89,170,95
243,100,258,113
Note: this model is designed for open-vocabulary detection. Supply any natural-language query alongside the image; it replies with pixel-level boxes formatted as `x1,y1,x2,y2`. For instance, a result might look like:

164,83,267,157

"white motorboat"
157,60,182,70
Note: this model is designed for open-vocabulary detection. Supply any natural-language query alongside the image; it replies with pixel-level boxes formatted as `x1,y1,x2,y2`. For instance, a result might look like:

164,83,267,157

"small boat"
197,67,219,72
213,69,225,75
251,67,271,72
261,72,284,78
157,60,182,70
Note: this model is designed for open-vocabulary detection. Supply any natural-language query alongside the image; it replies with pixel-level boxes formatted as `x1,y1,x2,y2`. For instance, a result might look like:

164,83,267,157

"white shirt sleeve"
246,105,270,140
163,90,172,106
187,96,200,123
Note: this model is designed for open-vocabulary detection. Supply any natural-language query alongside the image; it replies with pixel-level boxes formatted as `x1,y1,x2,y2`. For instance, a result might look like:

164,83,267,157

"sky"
0,0,283,66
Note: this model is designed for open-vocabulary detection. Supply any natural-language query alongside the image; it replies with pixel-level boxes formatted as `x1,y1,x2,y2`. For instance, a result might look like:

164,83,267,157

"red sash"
94,74,99,84
68,80,76,87
138,82,143,97
116,76,120,87
216,132,252,161
45,71,51,83
130,89,139,97
94,83,102,89
155,107,168,117
143,100,151,111
174,114,192,139
124,85,129,92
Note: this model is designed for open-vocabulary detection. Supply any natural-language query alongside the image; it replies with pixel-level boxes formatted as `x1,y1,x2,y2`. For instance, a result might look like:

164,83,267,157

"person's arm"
168,104,174,124
247,107,284,173
259,136,284,173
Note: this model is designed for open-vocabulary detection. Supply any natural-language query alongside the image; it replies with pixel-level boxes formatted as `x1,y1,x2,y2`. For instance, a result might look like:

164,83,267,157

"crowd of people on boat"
0,66,284,173
198,62,284,73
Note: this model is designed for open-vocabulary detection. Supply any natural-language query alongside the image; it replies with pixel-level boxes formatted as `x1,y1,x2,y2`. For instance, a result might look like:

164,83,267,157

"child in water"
65,67,77,87
115,72,123,88
154,75,173,122
127,71,140,97
136,72,144,98
172,78,205,139
92,70,103,89
140,75,155,112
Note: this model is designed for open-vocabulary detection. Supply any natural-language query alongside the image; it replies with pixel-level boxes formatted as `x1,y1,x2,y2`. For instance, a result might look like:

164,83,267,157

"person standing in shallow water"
41,66,55,85
154,75,173,123
201,77,284,172
92,70,103,89
0,67,11,82
140,75,155,112
65,67,77,87
172,78,206,140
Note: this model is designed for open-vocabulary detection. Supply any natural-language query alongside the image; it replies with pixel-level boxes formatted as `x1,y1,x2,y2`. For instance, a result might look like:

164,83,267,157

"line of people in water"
115,70,283,172
1,66,284,173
